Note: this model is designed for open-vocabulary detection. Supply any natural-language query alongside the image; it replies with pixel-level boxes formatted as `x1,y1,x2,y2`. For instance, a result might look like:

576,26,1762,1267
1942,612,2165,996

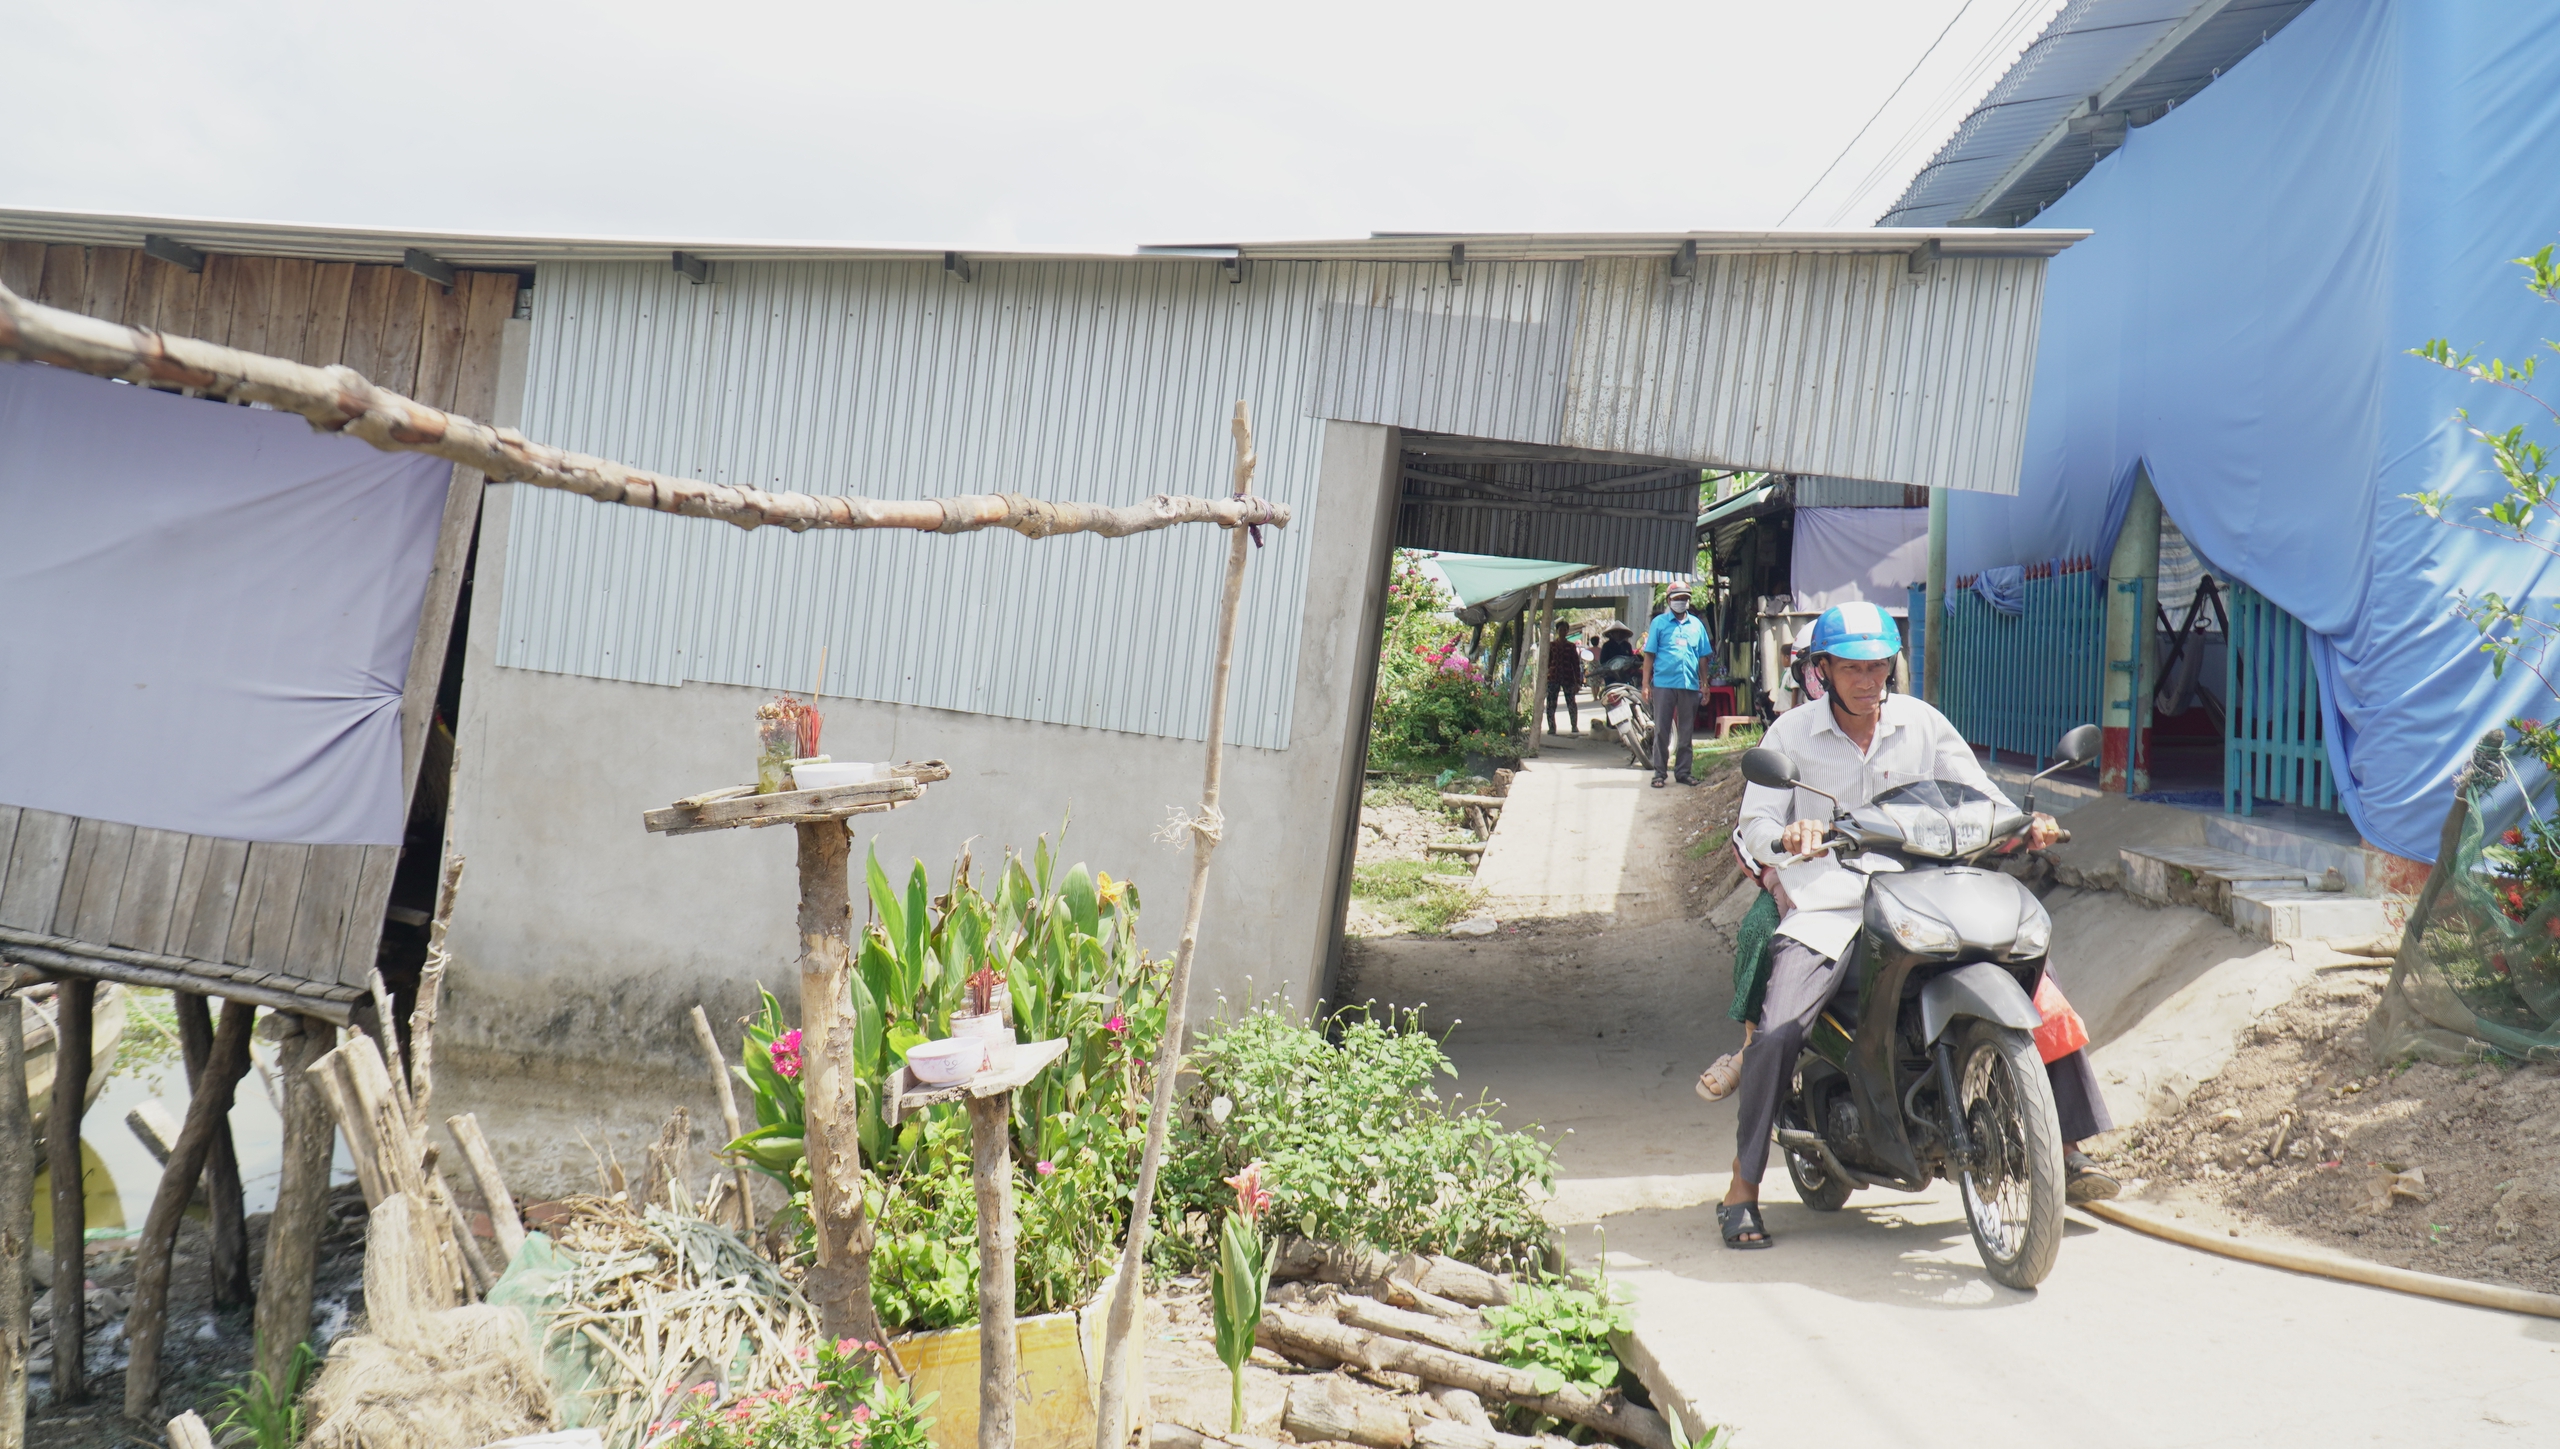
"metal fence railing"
1926,558,2108,767
2225,581,2336,815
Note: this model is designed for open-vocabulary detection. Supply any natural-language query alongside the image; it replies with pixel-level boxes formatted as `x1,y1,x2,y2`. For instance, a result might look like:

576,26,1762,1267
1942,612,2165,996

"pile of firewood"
1155,1240,1676,1449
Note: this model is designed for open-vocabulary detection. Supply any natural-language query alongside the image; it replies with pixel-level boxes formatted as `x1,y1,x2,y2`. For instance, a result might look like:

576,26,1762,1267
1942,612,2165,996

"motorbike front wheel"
1619,721,1651,769
1950,1019,2066,1290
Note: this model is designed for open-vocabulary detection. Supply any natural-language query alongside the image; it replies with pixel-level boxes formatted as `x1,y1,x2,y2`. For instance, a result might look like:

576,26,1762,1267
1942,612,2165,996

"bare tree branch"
0,282,1292,540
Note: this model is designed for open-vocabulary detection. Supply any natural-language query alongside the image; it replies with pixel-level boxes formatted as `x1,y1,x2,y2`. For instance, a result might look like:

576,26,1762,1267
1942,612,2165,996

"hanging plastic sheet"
0,363,451,845
1788,507,1926,613
1940,0,2560,859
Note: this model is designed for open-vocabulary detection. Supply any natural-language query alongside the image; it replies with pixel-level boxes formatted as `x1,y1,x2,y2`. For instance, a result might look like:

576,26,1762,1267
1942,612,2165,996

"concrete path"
1472,732,1692,924
1344,763,2560,1449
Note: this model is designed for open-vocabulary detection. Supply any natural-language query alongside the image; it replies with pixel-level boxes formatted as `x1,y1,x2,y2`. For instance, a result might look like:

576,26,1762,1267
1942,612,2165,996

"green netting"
2371,729,2560,1065
1730,890,1777,1025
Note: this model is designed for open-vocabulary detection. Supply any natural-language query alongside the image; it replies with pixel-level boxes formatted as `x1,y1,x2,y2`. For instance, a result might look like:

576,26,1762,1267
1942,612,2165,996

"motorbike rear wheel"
1951,1019,2066,1290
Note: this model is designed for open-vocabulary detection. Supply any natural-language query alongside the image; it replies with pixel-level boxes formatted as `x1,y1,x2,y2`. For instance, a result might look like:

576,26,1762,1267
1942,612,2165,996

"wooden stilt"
0,983,33,1449
46,977,92,1407
124,999,253,1419
967,1093,1017,1449
793,820,886,1348
253,1015,336,1392
172,994,252,1309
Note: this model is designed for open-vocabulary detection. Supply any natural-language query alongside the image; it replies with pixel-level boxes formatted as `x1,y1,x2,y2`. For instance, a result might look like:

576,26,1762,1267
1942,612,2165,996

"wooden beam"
0,989,31,1448
0,283,1296,541
45,979,91,1406
254,1015,337,1392
173,995,251,1309
0,935,360,1024
1400,434,1695,470
125,999,255,1417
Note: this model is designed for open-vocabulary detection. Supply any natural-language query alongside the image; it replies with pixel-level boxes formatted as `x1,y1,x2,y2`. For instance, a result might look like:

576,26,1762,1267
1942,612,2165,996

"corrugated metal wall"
497,247,2052,742
1558,253,2046,494
497,258,1334,750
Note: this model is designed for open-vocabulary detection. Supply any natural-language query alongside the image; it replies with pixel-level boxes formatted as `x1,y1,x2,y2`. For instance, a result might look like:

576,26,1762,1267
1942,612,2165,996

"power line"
1777,0,1981,227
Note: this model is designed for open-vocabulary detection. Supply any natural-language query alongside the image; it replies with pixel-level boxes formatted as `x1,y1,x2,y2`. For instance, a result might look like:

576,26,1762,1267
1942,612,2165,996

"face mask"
1669,600,1690,615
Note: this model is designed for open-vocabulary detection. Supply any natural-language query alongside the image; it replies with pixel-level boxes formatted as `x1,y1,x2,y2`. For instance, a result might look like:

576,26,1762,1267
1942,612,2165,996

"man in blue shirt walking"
1642,586,1713,788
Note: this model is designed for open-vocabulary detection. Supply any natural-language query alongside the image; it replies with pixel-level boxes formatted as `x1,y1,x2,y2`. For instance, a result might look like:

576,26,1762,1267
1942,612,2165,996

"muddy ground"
26,1185,369,1449
2112,966,2560,1295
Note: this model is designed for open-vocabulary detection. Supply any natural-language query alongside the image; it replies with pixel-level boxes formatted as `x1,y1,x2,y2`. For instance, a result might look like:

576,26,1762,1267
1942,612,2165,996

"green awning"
1427,554,1592,608
1697,478,1783,529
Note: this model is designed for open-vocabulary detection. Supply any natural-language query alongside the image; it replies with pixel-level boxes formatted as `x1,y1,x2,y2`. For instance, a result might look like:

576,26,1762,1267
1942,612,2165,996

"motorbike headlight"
1905,817,1954,857
1888,909,1958,953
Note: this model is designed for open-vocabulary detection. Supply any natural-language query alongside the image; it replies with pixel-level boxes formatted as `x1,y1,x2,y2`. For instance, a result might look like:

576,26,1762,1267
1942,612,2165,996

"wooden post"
445,1113,525,1269
253,1015,336,1391
46,977,92,1407
0,986,31,1449
968,1093,1017,1449
172,994,252,1309
795,820,886,1348
689,1004,760,1240
124,999,254,1419
1095,403,1260,1449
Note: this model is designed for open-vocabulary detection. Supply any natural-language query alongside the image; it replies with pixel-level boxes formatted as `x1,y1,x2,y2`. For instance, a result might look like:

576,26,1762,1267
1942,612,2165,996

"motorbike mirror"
2056,724,2103,768
1740,747,1799,792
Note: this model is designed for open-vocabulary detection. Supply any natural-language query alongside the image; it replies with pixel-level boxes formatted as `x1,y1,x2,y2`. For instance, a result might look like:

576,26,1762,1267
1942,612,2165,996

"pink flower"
692,1383,718,1397
1104,1014,1129,1036
770,1028,804,1079
1037,1160,1056,1176
795,1345,814,1361
1225,1162,1273,1222
836,1337,861,1354
853,1406,875,1424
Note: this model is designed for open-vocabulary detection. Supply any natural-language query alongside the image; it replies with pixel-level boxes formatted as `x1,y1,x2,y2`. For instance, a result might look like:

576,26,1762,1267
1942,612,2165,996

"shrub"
1165,1004,1555,1270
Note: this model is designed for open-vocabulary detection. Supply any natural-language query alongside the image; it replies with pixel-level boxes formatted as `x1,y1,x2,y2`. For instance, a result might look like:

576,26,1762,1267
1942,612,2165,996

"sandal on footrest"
1718,1202,1772,1249
1696,1051,1745,1101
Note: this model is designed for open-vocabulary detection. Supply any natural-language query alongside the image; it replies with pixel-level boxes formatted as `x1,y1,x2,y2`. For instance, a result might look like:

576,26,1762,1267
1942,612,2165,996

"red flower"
2505,829,2527,847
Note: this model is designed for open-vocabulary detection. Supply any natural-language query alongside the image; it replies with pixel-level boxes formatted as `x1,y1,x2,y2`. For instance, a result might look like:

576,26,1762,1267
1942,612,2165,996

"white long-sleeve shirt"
1736,693,2017,958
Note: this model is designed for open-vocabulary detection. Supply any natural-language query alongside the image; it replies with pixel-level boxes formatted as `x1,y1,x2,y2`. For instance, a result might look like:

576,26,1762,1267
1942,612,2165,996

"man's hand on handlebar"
2025,812,2063,850
1778,819,1832,858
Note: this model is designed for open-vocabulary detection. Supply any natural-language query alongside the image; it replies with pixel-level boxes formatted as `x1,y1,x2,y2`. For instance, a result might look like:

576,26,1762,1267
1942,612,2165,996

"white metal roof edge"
0,205,2088,270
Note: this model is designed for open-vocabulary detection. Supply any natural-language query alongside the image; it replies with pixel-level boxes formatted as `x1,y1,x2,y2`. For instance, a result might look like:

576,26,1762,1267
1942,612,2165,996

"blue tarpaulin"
1945,0,2560,860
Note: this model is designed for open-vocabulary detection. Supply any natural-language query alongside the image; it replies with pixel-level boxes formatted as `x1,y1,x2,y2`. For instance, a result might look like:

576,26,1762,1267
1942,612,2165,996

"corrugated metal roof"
1793,475,1932,507
0,206,2085,271
1880,0,2315,228
1556,565,1690,595
496,257,1332,750
1396,454,1699,574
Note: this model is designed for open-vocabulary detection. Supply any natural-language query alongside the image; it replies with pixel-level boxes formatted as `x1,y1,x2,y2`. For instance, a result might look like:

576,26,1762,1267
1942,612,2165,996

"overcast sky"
8,0,2066,251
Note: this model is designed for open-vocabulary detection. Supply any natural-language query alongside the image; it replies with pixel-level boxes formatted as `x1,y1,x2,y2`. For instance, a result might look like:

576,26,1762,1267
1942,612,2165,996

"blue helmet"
1804,602,1902,661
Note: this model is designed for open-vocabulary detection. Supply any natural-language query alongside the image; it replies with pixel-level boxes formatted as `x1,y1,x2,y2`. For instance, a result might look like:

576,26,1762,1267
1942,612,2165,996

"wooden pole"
968,1093,1017,1449
1095,402,1261,1449
172,994,252,1309
253,1015,337,1391
408,856,465,1136
795,820,887,1348
45,977,92,1407
124,1000,254,1419
444,1113,525,1269
0,986,31,1449
0,283,1294,543
689,1005,760,1241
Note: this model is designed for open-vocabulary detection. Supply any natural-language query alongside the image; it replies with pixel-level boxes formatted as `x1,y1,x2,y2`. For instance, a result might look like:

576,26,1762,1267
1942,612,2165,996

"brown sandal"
1696,1050,1745,1101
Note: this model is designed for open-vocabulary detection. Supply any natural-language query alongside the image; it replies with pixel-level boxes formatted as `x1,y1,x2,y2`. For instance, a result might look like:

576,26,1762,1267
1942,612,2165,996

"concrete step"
2120,844,2314,915
2121,842,2389,943
2229,885,2392,943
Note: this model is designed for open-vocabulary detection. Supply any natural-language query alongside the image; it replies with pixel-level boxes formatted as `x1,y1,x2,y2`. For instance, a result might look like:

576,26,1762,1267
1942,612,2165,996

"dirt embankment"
2112,967,2560,1295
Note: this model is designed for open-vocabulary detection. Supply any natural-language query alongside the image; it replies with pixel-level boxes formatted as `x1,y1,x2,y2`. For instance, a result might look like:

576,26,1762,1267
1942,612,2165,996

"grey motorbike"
1738,723,2099,1289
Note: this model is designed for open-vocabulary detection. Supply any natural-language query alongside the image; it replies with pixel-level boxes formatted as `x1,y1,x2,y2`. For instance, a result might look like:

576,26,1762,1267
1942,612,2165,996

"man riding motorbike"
1717,602,2061,1249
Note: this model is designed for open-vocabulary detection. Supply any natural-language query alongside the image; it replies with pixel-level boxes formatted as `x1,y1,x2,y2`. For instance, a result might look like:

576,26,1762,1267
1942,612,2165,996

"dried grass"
540,1196,824,1448
303,1303,555,1449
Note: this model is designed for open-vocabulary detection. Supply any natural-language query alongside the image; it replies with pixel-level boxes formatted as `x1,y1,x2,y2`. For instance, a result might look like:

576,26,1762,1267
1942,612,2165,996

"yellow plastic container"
892,1274,1147,1449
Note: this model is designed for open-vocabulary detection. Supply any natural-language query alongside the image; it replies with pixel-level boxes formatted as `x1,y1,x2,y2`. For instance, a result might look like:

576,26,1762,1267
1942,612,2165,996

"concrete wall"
440,421,1401,1072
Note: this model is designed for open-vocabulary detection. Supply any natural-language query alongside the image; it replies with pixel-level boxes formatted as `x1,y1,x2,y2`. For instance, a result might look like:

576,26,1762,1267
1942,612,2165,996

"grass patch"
1354,858,1485,934
1364,776,1458,818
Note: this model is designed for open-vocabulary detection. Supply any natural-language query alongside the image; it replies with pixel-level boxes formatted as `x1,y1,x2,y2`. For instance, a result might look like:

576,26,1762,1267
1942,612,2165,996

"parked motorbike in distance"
1738,722,2099,1289
1595,654,1653,767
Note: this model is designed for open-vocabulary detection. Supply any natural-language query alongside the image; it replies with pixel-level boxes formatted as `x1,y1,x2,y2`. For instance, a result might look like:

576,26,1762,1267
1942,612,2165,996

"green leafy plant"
1351,859,1485,935
1167,1004,1556,1270
214,1340,318,1449
2407,245,2560,696
653,1337,935,1449
1483,1271,1633,1398
1369,553,1526,771
1209,1163,1275,1432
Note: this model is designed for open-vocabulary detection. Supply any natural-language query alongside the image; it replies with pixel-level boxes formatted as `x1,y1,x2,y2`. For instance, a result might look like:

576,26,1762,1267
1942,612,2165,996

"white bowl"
905,1036,986,1085
793,760,889,790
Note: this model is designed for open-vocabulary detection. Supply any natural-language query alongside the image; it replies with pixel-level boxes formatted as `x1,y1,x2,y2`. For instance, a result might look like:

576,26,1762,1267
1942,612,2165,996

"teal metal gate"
2225,581,2335,814
1935,559,2107,767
